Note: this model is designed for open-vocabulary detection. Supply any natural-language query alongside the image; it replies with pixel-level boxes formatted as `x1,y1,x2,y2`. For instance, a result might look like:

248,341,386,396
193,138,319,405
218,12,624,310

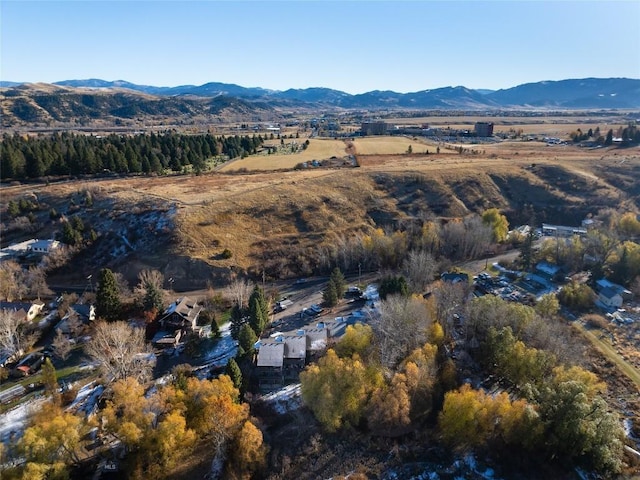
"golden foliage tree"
227,420,267,479
19,401,89,477
301,349,382,432
367,372,412,435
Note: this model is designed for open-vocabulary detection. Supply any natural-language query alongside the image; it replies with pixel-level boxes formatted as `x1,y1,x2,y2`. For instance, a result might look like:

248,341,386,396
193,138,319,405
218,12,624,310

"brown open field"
218,138,348,171
349,136,439,155
3,140,638,285
377,113,634,137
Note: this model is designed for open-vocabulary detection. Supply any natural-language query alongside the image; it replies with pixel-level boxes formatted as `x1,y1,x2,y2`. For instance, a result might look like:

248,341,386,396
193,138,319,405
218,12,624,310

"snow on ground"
0,398,44,444
201,322,238,366
68,381,104,417
260,383,302,414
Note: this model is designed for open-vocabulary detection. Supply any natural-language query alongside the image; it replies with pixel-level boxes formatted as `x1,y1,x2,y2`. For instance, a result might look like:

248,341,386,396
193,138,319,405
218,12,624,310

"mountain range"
47,77,640,108
2,77,639,127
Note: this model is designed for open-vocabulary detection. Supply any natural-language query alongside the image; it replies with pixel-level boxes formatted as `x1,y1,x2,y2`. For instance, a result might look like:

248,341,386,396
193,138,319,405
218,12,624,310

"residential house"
0,301,45,322
597,287,623,310
55,303,95,334
256,342,285,391
595,279,633,301
535,262,561,281
160,297,203,334
441,272,470,284
282,335,306,380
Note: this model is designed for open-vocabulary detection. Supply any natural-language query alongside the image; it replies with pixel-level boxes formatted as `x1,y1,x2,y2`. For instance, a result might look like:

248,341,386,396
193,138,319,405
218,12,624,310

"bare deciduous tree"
403,249,438,293
225,278,253,309
84,321,153,383
0,309,38,358
440,216,492,261
52,329,73,361
371,296,433,370
25,266,52,300
433,281,472,339
0,260,26,302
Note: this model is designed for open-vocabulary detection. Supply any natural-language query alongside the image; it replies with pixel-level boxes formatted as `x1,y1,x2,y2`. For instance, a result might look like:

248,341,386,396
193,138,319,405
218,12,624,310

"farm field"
218,138,348,171
349,136,438,155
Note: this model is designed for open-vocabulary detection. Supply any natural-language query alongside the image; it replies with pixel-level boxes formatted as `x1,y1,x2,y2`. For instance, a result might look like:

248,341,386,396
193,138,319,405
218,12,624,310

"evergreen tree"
520,227,536,271
322,281,339,308
96,268,121,321
225,357,242,390
248,285,269,336
378,276,409,300
142,282,164,313
41,357,59,400
230,303,245,340
329,267,346,299
604,129,613,146
210,314,220,339
238,324,257,358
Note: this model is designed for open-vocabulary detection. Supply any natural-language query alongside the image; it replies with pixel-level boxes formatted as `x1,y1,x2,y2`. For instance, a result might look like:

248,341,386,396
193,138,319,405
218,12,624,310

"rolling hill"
2,77,640,127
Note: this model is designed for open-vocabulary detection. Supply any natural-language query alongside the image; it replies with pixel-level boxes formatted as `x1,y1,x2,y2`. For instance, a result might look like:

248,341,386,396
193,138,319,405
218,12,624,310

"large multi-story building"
474,122,494,137
361,121,388,136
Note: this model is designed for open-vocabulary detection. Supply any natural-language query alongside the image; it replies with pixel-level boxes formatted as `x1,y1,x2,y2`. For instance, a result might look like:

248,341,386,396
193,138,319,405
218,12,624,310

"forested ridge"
0,132,265,179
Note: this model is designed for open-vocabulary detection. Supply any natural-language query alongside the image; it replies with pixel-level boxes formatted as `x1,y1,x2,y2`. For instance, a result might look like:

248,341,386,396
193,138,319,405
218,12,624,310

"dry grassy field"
349,136,439,155
218,138,348,171
379,114,634,138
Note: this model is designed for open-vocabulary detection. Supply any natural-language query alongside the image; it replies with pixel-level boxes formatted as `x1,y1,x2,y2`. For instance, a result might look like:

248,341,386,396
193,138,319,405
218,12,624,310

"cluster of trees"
4,371,265,480
536,210,640,288
0,131,265,179
0,260,51,302
300,286,626,474
229,283,270,358
312,210,502,282
569,124,640,146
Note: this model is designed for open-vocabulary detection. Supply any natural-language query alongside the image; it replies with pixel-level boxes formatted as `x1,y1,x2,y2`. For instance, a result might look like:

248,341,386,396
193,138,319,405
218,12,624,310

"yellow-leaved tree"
19,401,91,478
301,349,382,432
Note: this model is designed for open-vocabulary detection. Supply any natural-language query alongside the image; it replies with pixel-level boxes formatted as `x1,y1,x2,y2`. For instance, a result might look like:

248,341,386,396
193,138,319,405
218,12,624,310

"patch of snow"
260,383,302,414
201,322,238,367
68,383,104,418
0,398,45,444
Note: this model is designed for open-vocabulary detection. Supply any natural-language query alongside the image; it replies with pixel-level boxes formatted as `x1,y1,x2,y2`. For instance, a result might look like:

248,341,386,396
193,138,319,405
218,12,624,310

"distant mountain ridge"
43,77,640,108
2,77,639,127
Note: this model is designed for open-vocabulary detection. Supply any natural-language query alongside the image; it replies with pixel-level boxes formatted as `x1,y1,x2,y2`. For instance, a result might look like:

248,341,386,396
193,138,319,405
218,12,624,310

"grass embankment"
573,322,640,390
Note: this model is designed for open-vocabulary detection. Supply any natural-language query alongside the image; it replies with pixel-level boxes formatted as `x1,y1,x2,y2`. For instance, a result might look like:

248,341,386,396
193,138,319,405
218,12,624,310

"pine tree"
604,129,613,146
230,303,245,340
210,314,220,339
143,282,164,313
226,357,242,389
238,324,257,358
322,281,338,308
329,267,346,299
248,285,269,336
96,268,121,321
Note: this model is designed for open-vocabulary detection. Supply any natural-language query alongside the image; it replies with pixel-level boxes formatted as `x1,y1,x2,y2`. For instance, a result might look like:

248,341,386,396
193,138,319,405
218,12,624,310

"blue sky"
2,1,639,94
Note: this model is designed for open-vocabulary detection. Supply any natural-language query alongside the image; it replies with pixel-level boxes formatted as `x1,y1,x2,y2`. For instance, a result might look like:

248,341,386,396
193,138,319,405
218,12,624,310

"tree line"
0,131,265,180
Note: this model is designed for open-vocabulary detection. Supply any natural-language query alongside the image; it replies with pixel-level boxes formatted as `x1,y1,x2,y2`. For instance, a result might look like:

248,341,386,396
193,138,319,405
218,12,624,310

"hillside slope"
4,145,636,289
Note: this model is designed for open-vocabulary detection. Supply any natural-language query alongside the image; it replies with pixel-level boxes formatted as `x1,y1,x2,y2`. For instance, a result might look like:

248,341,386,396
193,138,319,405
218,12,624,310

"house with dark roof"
440,272,469,284
256,342,285,390
55,303,96,334
595,279,633,301
160,297,203,334
597,287,624,310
